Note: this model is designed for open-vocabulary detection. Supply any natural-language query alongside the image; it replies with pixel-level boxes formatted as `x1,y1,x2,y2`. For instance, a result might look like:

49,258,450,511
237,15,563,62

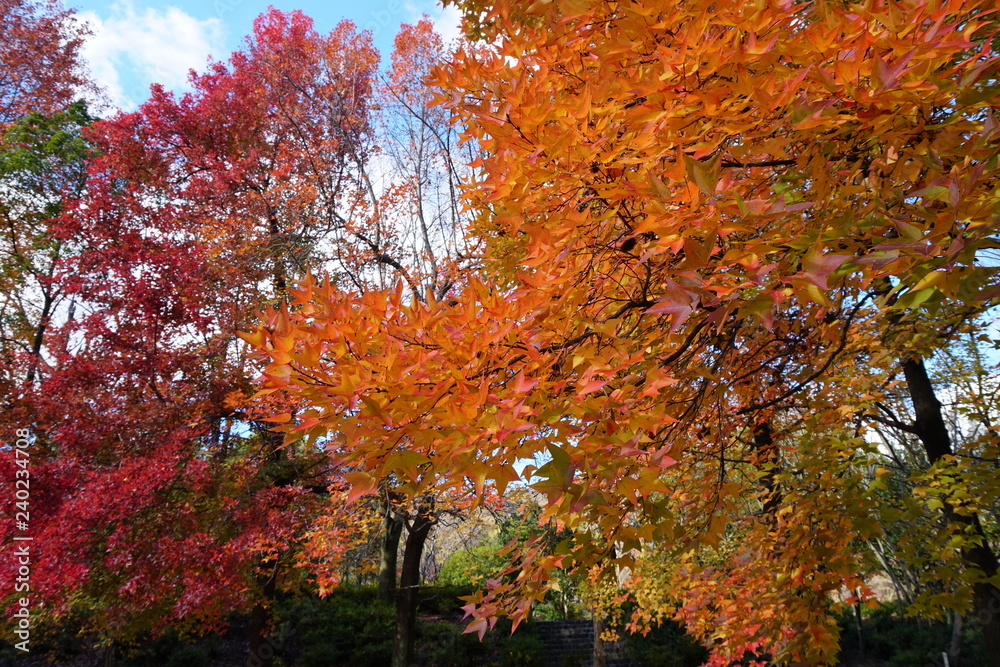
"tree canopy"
248,0,1000,663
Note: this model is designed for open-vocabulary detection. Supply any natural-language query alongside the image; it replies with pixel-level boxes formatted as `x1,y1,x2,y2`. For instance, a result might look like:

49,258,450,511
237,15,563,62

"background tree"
0,101,94,394
0,0,95,423
1,9,482,665
0,0,95,127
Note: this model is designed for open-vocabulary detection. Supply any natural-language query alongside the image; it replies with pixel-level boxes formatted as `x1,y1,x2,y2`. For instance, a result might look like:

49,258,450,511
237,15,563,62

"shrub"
279,590,394,667
118,630,216,667
163,643,211,667
437,544,508,587
418,620,491,666
835,605,988,667
624,618,708,667
498,628,545,667
417,584,479,616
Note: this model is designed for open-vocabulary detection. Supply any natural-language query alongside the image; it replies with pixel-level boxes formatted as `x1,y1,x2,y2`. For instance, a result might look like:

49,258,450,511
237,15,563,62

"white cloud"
78,1,225,110
403,1,463,47
427,4,463,47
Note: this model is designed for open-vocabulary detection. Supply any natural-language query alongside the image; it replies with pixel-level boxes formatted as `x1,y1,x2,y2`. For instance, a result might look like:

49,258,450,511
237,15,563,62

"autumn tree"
0,0,95,410
0,101,94,393
297,18,483,666
249,0,1000,663
0,9,380,661
0,0,94,128
376,17,481,299
857,323,1000,664
2,9,484,666
438,2,1000,660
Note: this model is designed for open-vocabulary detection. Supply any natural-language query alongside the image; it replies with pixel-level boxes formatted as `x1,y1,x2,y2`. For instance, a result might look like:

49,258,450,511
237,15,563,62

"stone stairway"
534,620,632,667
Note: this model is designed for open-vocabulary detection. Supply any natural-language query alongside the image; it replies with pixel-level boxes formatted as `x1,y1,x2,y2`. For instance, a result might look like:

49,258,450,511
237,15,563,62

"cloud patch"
78,1,225,110
411,2,463,47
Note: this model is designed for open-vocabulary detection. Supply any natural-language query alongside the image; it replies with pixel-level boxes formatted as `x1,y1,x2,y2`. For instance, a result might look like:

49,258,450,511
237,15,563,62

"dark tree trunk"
378,497,405,604
902,357,1000,666
853,590,865,659
391,502,435,667
25,289,53,384
247,558,280,667
267,208,287,298
247,424,288,667
753,420,782,517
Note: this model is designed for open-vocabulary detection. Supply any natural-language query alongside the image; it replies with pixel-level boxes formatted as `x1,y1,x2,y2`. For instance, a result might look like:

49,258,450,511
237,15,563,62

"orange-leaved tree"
247,0,1000,663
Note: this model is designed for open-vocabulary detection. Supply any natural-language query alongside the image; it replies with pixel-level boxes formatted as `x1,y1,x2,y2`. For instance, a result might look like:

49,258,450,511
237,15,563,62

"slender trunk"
248,423,285,667
592,614,606,667
853,589,865,658
869,538,910,614
902,357,1000,666
247,558,280,667
25,290,53,384
378,498,405,604
391,504,434,667
753,421,781,517
948,610,963,667
267,208,287,298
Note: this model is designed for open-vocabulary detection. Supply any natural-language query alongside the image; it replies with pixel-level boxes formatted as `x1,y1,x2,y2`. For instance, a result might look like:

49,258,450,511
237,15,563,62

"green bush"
417,584,479,616
836,605,987,667
418,620,491,666
297,644,341,667
164,643,211,667
437,544,508,587
624,618,708,667
861,607,947,661
530,598,585,621
118,630,216,667
498,628,545,667
279,590,394,667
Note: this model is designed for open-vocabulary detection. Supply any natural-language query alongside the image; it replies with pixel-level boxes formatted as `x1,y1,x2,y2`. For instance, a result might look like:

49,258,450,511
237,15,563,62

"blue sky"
67,0,461,110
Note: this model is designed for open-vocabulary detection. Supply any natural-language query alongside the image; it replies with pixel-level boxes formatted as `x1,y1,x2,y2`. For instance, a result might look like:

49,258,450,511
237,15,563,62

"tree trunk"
25,290,53,384
391,502,435,667
592,614,606,667
378,497,405,604
247,558,280,667
869,538,910,614
902,357,1000,666
247,425,287,667
267,208,287,298
753,421,781,517
948,610,963,667
853,589,865,659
